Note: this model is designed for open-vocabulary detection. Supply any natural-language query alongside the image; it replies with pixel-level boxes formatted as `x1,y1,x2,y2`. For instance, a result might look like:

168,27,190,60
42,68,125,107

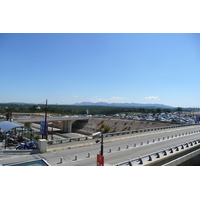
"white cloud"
110,97,125,101
73,95,78,98
144,96,160,100
92,96,125,103
92,98,103,102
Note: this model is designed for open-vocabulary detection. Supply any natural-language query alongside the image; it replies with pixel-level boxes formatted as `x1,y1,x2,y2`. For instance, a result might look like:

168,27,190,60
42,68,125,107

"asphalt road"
1,125,200,166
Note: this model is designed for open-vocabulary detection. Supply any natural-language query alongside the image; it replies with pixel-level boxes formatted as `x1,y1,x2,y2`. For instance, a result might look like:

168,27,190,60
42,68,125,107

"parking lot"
119,112,198,124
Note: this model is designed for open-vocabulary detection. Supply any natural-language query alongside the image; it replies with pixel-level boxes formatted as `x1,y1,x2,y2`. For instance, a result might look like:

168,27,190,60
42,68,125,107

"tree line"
0,103,183,117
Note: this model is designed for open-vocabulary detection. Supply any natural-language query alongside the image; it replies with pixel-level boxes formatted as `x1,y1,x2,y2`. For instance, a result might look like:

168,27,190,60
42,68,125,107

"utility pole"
10,104,13,122
44,99,48,140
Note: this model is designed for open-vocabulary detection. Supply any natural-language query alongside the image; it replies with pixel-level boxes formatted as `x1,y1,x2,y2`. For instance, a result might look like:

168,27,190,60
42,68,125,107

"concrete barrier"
38,139,47,153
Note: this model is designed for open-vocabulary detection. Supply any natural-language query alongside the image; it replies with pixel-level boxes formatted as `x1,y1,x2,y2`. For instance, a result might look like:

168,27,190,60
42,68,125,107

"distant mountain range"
73,102,175,108
1,101,176,109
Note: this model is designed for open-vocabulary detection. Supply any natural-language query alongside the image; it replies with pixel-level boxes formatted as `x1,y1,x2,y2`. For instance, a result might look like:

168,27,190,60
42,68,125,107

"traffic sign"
40,121,48,134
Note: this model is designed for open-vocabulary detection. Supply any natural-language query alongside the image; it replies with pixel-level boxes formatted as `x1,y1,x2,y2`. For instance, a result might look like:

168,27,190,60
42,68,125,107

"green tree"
176,107,183,112
155,108,161,113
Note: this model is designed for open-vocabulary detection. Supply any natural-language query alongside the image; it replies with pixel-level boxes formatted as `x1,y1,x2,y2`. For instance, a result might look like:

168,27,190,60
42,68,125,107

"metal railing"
114,138,200,166
47,124,200,145
47,136,91,144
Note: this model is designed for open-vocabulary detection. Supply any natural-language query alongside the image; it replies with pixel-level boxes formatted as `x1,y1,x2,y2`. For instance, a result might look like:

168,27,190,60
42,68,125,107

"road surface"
1,125,200,166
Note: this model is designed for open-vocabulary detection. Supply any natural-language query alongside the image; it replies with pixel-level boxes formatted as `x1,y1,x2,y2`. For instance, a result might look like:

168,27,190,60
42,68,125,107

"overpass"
13,116,90,133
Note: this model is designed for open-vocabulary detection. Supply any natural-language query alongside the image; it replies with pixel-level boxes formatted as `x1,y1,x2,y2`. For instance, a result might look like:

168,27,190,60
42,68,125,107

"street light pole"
100,132,103,156
92,131,104,165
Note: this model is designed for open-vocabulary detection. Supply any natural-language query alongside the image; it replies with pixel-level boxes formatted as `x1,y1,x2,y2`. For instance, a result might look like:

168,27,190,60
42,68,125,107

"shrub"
101,123,105,128
104,125,110,133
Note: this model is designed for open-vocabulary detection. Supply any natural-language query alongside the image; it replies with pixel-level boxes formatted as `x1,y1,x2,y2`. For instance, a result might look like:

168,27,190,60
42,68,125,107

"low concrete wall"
163,148,200,166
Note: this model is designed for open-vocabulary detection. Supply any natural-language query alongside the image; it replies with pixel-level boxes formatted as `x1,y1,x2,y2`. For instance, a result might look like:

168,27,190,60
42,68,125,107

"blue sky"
1,33,200,107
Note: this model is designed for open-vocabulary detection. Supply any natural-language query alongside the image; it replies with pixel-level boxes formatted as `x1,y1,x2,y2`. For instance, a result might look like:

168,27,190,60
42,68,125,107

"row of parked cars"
66,113,198,124
118,114,197,124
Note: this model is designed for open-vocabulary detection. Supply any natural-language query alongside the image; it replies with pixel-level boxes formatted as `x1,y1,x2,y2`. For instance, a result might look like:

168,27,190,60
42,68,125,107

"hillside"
74,118,179,134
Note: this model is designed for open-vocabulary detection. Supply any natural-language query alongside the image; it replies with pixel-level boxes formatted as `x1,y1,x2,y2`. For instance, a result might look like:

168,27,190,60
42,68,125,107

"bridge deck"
14,116,90,123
